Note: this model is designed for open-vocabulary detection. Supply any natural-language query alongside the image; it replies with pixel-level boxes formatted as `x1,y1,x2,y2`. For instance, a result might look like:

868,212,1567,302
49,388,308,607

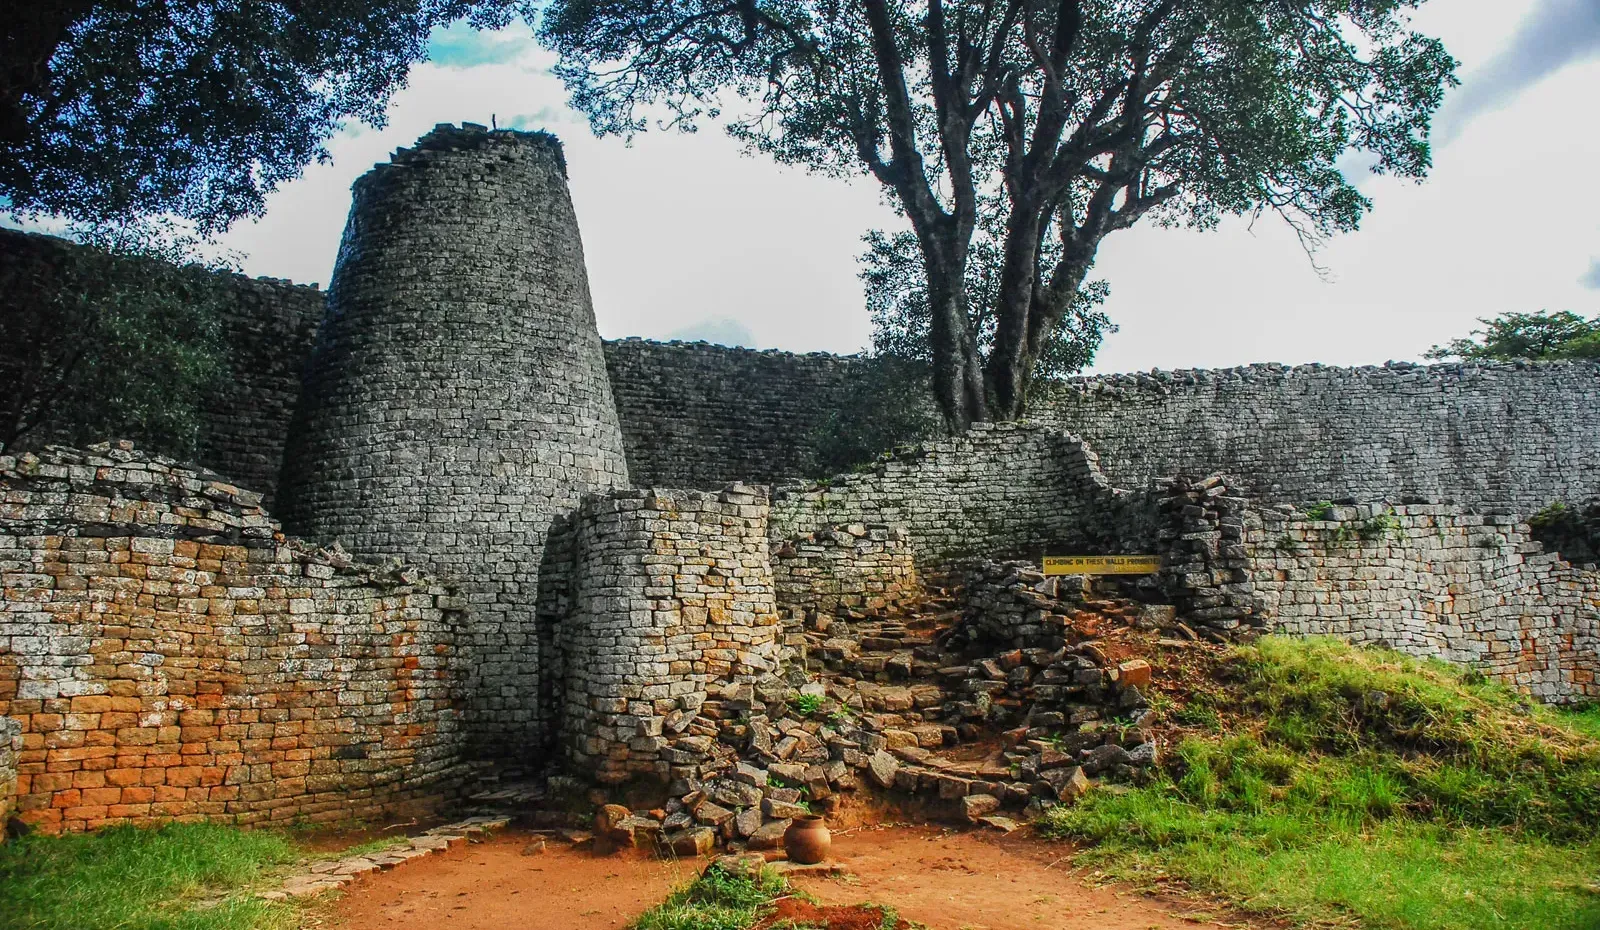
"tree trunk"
918,234,987,430
984,201,1046,420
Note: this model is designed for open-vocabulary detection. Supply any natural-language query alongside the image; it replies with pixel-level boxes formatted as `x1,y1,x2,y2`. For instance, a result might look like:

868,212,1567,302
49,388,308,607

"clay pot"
783,814,831,864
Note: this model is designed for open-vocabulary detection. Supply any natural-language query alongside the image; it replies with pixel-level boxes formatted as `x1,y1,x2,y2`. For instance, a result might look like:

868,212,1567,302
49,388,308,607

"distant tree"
0,1,530,234
0,225,229,455
1424,311,1600,362
542,0,1456,428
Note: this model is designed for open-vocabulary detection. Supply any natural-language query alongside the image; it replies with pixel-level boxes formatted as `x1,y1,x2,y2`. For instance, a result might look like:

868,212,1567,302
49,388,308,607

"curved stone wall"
0,444,472,834
279,124,631,761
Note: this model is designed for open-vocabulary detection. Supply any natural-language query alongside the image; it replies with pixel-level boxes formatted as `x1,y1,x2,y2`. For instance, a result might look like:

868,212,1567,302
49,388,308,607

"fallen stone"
668,827,717,858
961,793,1001,822
867,750,899,789
763,798,810,820
1117,659,1152,689
748,819,791,850
1041,765,1090,801
978,815,1020,834
734,806,764,838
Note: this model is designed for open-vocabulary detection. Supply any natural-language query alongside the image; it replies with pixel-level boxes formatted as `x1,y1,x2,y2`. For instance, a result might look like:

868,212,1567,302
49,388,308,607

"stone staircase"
528,560,1176,855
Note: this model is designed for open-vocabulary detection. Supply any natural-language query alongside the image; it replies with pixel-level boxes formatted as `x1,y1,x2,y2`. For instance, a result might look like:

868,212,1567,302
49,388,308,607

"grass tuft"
632,863,789,930
0,822,301,930
1041,636,1600,930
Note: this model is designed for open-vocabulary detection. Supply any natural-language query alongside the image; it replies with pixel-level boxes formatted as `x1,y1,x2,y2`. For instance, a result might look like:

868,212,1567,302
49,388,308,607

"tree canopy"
0,228,231,455
1424,310,1600,362
1,1,530,234
542,0,1456,427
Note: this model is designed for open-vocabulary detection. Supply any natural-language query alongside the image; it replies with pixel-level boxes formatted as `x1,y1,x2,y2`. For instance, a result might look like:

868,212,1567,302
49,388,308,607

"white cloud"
1580,258,1600,291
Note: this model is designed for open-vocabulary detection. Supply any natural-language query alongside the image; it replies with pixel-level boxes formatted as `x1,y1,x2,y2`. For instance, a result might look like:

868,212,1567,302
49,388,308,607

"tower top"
363,122,567,183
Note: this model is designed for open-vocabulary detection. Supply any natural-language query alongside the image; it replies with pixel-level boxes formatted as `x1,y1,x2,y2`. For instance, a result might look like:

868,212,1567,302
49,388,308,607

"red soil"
755,896,912,930
326,824,1249,930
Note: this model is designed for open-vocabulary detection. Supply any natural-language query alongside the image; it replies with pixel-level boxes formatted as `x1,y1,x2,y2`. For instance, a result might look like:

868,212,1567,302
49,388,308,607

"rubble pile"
577,560,1170,854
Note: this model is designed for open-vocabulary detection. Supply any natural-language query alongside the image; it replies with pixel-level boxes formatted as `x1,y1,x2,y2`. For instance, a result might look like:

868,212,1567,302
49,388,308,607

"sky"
212,0,1600,373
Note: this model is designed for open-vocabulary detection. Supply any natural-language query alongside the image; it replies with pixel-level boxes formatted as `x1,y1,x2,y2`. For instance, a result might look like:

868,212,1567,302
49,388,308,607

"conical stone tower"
280,123,630,762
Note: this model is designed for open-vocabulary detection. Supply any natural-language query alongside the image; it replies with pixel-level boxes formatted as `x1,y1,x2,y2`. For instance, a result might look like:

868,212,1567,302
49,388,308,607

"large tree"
1,1,529,234
542,0,1456,427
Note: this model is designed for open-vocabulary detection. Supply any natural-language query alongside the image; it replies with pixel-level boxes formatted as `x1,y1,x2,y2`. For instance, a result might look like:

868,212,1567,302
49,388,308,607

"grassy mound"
1042,636,1600,930
0,822,300,930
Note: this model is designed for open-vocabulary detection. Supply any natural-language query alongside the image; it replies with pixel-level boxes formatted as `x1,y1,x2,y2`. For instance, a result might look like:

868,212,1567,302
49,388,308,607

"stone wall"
0,444,473,834
278,124,631,762
1247,502,1600,703
769,423,1152,571
1040,361,1600,516
602,339,863,487
0,715,18,835
771,524,921,621
0,227,323,503
561,486,780,784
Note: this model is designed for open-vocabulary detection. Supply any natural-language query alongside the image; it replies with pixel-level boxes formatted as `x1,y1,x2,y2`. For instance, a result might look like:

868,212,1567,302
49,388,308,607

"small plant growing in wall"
792,692,825,716
1304,501,1337,521
1358,511,1404,542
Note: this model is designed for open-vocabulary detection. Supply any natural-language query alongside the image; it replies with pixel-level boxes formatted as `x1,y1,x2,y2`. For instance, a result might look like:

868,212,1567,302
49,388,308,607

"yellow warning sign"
1043,555,1162,576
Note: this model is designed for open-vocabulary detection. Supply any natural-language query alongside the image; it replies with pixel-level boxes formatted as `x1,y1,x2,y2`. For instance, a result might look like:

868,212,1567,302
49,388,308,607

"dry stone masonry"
561,486,782,783
1250,502,1600,702
772,524,921,622
603,339,862,487
1040,361,1600,515
0,444,472,834
769,423,1150,570
278,124,631,762
0,227,324,503
0,715,18,838
0,122,1597,841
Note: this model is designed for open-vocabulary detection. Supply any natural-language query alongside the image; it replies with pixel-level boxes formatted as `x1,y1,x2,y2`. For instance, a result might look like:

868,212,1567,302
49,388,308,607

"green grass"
0,822,302,930
1041,636,1600,930
631,864,790,930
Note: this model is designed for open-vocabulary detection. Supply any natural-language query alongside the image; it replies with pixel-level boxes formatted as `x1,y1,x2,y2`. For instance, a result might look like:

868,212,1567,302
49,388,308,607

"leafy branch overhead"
0,1,536,234
542,0,1457,426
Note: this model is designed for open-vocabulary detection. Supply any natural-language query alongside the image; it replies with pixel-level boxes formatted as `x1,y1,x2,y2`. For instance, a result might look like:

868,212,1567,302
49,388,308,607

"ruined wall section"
561,486,779,784
771,525,920,622
1246,503,1600,703
1040,361,1600,515
769,423,1154,571
602,339,864,487
279,124,631,762
0,228,322,502
0,445,472,834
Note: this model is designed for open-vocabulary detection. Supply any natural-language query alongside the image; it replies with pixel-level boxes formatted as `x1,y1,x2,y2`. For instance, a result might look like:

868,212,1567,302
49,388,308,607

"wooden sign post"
1042,555,1161,576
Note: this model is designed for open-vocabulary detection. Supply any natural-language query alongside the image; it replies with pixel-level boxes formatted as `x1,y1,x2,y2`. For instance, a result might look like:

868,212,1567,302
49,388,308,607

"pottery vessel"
783,814,831,864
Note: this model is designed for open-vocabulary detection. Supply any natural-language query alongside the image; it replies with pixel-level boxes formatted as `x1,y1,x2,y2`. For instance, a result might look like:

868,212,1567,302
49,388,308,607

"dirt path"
325,826,1233,930
792,824,1229,930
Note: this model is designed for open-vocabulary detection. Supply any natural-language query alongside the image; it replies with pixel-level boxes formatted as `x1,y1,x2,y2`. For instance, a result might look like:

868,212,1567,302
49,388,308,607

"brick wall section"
0,715,18,835
561,486,780,784
602,339,864,487
1040,361,1600,516
771,524,920,620
0,444,472,834
1246,503,1600,703
278,124,631,763
0,227,323,503
769,423,1154,571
